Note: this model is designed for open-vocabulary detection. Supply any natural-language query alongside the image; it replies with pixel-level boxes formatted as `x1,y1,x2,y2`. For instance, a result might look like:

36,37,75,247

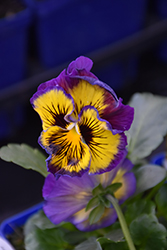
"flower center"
66,123,81,144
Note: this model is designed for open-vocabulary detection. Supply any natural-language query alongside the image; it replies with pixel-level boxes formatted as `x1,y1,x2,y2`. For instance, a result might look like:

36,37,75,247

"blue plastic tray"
0,2,32,89
155,0,167,62
0,202,43,240
25,0,148,68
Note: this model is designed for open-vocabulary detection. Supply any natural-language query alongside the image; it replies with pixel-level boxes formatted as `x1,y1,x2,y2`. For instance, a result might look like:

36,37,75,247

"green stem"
106,194,136,250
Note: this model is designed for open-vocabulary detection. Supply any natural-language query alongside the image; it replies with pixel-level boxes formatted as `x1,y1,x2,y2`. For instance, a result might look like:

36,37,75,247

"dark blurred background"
0,0,167,223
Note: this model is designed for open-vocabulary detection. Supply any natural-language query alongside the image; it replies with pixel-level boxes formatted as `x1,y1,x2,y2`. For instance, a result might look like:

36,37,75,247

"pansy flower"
43,158,136,231
30,56,134,178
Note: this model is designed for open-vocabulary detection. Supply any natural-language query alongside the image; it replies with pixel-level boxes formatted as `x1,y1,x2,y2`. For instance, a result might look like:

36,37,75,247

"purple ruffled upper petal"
37,78,58,92
67,56,94,75
66,56,97,79
102,98,134,132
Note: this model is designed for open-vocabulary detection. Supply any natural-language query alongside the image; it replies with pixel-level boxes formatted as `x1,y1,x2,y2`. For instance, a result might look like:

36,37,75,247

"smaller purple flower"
43,158,136,231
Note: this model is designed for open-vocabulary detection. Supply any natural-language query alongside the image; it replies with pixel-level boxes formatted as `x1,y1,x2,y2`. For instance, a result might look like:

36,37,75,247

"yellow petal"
78,107,125,174
68,80,108,119
40,124,91,176
33,87,74,130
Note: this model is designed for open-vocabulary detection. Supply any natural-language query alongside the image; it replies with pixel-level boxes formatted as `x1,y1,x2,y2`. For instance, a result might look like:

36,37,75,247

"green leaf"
111,221,121,230
104,228,124,242
98,237,128,250
89,204,105,225
24,210,57,236
126,93,167,163
135,164,166,195
25,227,70,250
85,196,100,211
74,237,102,250
60,222,77,231
97,237,112,245
24,210,77,235
155,183,167,219
130,214,167,250
0,143,48,177
24,210,82,249
64,231,89,245
124,200,156,225
159,216,167,229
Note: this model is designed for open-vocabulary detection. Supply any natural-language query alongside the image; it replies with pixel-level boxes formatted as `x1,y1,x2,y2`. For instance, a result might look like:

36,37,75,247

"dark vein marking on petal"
79,115,108,160
42,102,69,128
46,130,86,170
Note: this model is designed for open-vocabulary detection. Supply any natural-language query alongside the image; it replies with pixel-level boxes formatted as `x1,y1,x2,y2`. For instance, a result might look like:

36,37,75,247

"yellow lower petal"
78,107,122,174
40,125,91,176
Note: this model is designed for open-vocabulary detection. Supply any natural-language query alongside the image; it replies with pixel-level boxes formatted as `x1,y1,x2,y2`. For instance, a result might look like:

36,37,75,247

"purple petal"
66,56,97,80
36,56,95,95
112,161,136,204
43,174,97,224
67,56,93,74
63,57,98,90
43,174,97,199
102,98,134,132
119,158,134,172
43,197,88,224
33,69,68,94
43,174,55,199
117,172,136,204
37,78,58,91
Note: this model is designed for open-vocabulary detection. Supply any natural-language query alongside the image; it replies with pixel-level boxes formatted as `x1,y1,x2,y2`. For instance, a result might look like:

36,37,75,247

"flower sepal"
89,204,105,225
85,196,100,212
105,183,123,196
92,184,104,196
86,182,123,226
